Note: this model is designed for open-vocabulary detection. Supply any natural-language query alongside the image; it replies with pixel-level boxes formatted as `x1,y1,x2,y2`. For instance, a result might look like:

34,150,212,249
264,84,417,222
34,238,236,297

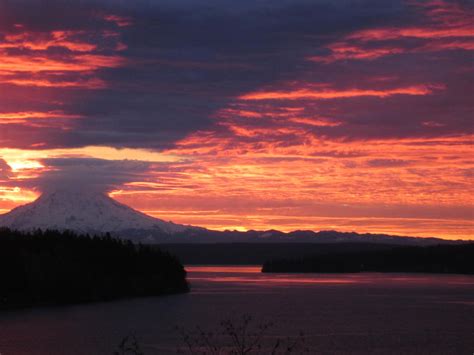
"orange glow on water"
187,266,261,273
185,266,474,287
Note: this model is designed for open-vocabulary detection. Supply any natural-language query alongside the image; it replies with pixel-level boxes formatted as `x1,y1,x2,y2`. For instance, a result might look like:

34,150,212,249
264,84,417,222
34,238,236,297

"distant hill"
0,190,460,245
153,229,459,245
158,243,400,265
262,244,474,275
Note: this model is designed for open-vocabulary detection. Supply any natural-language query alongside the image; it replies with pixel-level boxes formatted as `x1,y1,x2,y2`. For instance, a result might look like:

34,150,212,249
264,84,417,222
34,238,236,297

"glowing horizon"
0,0,472,240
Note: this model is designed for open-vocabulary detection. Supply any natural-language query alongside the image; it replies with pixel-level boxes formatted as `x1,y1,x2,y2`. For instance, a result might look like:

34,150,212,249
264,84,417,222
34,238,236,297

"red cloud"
104,14,133,28
310,0,474,63
1,77,107,89
0,111,82,128
1,31,97,52
239,84,443,100
0,16,129,90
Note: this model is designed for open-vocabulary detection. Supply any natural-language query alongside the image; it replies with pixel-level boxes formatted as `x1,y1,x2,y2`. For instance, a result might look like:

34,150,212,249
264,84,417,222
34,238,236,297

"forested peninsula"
0,228,188,309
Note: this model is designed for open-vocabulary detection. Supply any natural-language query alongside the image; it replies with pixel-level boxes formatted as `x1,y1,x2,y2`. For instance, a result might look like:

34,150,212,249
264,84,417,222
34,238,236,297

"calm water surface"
1,266,473,354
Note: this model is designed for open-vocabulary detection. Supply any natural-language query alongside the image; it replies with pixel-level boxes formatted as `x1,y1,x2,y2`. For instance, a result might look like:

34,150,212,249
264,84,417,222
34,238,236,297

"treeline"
0,228,188,309
262,244,474,274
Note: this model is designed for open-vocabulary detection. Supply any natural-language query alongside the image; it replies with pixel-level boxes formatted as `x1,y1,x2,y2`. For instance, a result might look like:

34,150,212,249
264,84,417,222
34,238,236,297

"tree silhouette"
0,228,189,309
263,244,474,274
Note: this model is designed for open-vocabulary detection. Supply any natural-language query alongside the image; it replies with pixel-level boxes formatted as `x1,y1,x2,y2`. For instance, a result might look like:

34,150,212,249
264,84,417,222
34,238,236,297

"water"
1,266,473,354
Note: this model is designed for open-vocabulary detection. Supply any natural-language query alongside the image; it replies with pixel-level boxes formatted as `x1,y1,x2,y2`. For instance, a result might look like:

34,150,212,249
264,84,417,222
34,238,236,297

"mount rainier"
0,189,196,242
0,189,454,245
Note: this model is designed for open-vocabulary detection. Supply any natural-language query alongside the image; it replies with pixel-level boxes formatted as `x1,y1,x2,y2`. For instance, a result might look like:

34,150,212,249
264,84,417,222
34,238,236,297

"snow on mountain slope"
0,190,453,245
0,189,190,235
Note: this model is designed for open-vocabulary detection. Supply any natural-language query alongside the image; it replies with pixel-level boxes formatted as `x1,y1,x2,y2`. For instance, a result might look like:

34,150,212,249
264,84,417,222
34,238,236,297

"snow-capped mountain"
0,189,456,245
0,189,193,240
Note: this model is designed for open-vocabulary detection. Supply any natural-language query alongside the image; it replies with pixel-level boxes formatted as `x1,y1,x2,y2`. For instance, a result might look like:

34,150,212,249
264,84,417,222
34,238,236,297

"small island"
0,228,189,310
262,244,474,274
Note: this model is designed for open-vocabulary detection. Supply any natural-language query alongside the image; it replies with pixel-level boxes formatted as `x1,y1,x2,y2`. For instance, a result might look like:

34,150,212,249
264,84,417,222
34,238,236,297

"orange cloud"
0,19,129,89
0,111,81,127
350,1,473,41
1,31,97,52
104,14,134,27
135,210,474,240
0,54,126,73
1,77,107,89
1,133,472,240
311,44,405,63
239,84,442,100
0,0,471,241
348,27,472,42
0,111,80,119
310,0,474,63
152,85,473,240
0,187,38,205
288,117,342,127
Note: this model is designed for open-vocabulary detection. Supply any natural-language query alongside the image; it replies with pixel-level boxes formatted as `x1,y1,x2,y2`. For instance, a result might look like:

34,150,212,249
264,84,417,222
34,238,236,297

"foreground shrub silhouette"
114,335,144,355
115,315,309,354
175,314,309,354
0,228,188,309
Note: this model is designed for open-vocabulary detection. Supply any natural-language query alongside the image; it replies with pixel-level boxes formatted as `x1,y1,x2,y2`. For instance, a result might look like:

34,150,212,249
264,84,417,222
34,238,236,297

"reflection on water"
0,266,473,355
187,266,261,273
187,266,474,287
189,276,360,284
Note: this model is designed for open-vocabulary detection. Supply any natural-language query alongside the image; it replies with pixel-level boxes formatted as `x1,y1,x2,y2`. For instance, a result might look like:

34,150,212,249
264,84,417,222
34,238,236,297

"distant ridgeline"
0,228,189,309
262,244,474,274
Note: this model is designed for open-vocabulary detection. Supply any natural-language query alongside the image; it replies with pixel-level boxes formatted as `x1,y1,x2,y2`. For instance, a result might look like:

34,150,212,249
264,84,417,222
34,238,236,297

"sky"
0,0,472,239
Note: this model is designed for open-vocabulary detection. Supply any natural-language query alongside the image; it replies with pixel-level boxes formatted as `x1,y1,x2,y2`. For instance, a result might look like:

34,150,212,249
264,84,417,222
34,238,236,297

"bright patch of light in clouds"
0,0,472,240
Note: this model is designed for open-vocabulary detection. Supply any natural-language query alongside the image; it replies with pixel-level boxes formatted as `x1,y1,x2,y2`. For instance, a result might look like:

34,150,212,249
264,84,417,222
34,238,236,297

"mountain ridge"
0,190,461,245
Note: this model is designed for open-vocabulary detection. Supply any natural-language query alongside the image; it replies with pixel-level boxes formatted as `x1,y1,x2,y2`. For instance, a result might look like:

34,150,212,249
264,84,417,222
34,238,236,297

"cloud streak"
310,0,474,63
239,84,442,100
22,158,154,194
